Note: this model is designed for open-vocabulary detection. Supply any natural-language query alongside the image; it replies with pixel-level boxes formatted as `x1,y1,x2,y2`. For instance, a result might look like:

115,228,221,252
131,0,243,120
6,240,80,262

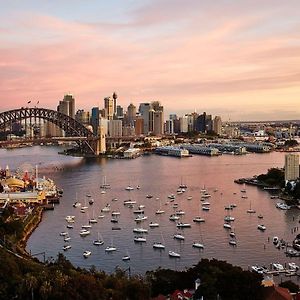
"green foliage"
0,249,150,299
256,168,284,187
147,258,263,299
279,280,300,293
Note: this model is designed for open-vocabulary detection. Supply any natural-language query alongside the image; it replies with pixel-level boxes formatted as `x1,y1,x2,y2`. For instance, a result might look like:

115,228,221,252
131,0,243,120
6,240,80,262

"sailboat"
153,233,166,250
155,199,165,214
193,204,205,223
169,250,180,258
247,198,256,214
105,238,117,252
89,209,98,224
93,232,104,246
100,176,111,189
224,205,235,222
179,176,187,189
73,192,81,208
122,250,130,261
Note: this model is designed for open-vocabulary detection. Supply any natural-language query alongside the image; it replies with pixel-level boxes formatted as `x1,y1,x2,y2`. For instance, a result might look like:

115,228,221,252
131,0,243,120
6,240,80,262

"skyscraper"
213,116,222,135
127,103,136,125
104,96,114,120
58,94,75,118
91,107,100,134
139,103,151,134
285,154,299,181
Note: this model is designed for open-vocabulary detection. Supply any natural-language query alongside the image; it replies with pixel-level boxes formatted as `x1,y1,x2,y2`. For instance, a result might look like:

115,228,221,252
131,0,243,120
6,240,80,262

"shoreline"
16,206,44,258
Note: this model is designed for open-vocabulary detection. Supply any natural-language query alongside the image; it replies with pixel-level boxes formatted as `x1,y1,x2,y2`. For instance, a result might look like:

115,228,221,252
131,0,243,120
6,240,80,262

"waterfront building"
155,146,189,157
285,154,299,181
213,116,222,135
182,144,220,156
0,191,46,204
124,148,141,159
108,120,122,137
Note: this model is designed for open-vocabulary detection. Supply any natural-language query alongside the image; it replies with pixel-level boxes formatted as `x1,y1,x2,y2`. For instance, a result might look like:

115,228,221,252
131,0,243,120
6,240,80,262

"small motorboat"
63,245,71,251
83,250,91,258
257,224,266,231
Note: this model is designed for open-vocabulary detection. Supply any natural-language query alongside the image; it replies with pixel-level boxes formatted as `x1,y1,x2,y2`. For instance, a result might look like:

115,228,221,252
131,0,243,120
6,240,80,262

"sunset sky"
0,0,299,120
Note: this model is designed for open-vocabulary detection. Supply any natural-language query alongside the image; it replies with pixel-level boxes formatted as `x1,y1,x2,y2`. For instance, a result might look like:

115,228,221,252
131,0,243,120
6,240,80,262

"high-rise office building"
139,103,151,134
153,110,164,135
285,154,299,181
108,120,122,137
213,116,222,135
165,120,174,134
91,107,100,134
127,103,136,125
75,109,90,125
116,105,124,119
58,94,75,118
196,112,206,133
180,116,189,133
104,96,114,120
134,116,144,136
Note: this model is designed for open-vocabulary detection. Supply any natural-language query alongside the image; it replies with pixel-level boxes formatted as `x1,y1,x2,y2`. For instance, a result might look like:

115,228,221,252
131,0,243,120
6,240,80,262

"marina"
0,146,296,278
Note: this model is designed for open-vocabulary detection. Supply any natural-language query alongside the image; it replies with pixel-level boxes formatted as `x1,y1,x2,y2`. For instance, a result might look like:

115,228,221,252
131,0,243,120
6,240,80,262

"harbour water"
1,146,299,277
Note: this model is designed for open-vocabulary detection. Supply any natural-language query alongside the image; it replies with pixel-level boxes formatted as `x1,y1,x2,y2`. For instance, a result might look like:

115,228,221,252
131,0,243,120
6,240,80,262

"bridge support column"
94,125,106,155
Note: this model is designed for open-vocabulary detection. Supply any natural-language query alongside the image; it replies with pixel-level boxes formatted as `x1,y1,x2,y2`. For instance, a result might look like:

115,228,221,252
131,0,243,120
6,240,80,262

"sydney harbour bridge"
0,107,106,156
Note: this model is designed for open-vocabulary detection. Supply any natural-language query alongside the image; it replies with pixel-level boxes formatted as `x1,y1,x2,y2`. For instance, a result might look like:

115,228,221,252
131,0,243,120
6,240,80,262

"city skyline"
1,1,300,121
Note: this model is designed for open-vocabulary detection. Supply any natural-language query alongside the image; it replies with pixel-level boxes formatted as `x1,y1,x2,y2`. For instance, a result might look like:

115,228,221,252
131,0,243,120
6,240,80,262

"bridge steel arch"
0,107,97,154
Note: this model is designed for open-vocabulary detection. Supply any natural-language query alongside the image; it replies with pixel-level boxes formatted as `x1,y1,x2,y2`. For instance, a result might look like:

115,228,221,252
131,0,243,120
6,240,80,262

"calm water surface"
1,146,299,278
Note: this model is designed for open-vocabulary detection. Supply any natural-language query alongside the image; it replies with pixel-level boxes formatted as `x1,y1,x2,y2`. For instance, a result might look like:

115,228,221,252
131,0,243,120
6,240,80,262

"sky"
0,0,300,121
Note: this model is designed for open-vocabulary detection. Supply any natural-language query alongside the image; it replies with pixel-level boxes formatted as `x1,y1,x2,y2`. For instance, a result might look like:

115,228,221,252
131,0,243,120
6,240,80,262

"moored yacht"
134,236,147,243
257,224,266,231
192,242,204,249
169,251,180,258
63,245,71,251
83,250,91,258
193,216,205,223
153,242,165,249
176,222,191,228
174,233,185,240
149,222,159,228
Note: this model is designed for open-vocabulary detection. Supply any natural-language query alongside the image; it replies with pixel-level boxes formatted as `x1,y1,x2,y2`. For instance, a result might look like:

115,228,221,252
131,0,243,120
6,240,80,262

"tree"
280,280,300,293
